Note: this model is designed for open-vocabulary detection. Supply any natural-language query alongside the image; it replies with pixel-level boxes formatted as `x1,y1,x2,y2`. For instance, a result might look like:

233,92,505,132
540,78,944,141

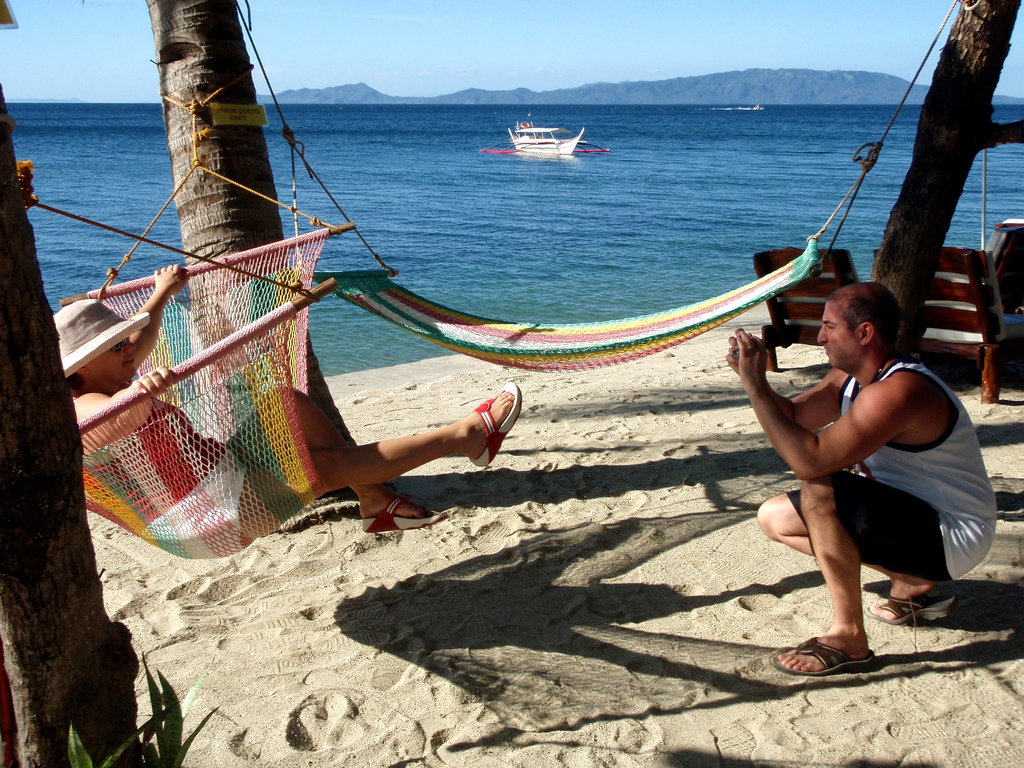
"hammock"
315,240,821,371
77,229,333,558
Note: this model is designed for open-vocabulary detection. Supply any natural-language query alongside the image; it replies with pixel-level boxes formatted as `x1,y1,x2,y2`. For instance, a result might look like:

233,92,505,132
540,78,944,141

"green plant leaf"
157,669,184,760
67,723,94,768
142,740,160,768
96,718,158,768
171,708,218,768
70,717,158,768
180,662,212,720
142,656,162,721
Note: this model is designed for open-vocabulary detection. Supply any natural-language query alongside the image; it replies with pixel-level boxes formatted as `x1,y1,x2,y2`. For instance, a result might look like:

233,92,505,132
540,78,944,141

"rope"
235,0,398,276
99,164,198,297
813,0,961,252
25,65,327,299
17,161,316,301
159,67,336,232
24,66,340,297
17,160,36,209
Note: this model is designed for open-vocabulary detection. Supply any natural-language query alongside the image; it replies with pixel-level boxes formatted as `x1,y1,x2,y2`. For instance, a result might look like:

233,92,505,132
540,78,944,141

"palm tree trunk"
873,0,1021,350
147,0,355,443
0,84,139,768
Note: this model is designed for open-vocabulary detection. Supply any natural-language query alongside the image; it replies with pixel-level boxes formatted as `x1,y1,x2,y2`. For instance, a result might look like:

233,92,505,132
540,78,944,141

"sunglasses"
110,338,130,353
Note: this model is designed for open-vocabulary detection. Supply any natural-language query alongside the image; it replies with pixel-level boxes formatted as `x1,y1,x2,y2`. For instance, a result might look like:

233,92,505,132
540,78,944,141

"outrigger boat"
481,121,609,155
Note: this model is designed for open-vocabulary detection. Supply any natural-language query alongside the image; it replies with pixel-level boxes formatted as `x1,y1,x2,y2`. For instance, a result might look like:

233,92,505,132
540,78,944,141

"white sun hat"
54,300,150,377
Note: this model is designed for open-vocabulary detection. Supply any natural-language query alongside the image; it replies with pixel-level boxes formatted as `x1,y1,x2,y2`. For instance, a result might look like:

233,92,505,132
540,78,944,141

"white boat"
508,122,584,155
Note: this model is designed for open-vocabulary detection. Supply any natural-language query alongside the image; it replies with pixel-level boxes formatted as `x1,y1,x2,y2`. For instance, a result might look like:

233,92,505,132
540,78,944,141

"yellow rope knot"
16,160,39,209
291,281,318,303
854,141,883,173
106,267,120,278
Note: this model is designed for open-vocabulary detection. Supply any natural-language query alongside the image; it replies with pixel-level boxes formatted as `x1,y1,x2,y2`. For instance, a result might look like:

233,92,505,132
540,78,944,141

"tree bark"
0,87,139,768
873,0,1021,350
147,0,354,443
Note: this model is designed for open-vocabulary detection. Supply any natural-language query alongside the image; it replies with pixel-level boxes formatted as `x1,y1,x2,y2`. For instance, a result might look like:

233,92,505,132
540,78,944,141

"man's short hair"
829,282,901,345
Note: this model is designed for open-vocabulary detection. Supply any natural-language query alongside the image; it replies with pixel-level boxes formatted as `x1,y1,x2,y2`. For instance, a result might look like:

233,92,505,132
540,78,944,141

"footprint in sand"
470,519,513,555
285,692,366,752
712,721,757,763
736,594,777,612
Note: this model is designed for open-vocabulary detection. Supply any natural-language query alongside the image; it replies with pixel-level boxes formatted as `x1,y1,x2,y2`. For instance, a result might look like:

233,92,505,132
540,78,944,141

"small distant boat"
509,122,583,155
752,104,765,110
481,121,609,155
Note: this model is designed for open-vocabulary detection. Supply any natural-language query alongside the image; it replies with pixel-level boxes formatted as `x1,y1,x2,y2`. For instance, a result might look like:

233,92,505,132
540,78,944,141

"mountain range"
262,68,1024,106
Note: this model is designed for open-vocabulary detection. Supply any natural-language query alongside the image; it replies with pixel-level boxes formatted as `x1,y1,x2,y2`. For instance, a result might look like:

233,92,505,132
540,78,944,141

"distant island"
261,68,1024,106
7,97,86,104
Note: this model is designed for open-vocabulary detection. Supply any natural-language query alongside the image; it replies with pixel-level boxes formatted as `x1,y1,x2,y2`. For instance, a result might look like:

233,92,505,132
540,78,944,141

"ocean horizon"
13,102,1024,375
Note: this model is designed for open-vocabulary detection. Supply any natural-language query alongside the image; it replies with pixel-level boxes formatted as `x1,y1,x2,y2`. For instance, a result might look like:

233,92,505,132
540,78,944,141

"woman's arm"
130,264,189,365
73,367,177,422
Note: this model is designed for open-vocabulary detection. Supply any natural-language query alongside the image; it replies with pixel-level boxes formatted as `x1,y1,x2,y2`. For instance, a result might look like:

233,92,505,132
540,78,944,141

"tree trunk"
873,0,1021,351
0,87,139,768
147,0,355,444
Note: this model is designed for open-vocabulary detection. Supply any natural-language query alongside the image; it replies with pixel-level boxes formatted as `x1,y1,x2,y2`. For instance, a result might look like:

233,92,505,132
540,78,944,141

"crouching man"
727,282,996,676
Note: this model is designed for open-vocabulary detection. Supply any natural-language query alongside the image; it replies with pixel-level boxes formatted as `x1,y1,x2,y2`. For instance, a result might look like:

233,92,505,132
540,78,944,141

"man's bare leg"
773,476,871,673
757,494,813,556
863,563,938,621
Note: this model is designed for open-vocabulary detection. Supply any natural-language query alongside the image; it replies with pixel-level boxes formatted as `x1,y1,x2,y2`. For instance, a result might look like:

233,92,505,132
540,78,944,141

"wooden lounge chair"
987,220,1024,314
918,247,1024,404
753,247,858,371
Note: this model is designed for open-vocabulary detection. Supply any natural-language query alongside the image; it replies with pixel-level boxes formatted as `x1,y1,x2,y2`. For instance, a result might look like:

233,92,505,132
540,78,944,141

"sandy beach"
89,306,1024,768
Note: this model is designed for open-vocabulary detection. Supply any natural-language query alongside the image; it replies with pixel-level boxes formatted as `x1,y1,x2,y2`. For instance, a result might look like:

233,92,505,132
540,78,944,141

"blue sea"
12,103,1024,374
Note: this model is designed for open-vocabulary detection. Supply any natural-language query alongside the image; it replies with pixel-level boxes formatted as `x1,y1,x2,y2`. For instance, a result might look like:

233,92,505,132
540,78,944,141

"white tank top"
840,356,997,579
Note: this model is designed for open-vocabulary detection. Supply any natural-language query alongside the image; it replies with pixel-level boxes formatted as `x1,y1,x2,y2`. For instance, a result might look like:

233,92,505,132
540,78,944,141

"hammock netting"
316,240,820,371
77,229,331,558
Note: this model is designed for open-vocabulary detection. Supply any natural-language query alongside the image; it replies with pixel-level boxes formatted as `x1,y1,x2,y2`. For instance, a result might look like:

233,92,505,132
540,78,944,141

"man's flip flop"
770,637,876,677
868,593,957,626
362,497,448,533
469,382,523,468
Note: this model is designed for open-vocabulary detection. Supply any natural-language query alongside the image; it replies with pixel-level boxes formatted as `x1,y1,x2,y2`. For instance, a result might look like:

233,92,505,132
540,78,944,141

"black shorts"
787,471,952,582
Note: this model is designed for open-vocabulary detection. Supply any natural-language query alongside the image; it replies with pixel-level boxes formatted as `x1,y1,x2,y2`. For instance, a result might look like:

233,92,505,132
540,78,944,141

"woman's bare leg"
292,392,426,519
294,388,517,513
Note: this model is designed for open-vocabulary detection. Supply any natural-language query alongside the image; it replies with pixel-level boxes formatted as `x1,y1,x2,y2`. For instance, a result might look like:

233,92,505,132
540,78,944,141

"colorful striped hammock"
77,229,333,558
316,239,820,371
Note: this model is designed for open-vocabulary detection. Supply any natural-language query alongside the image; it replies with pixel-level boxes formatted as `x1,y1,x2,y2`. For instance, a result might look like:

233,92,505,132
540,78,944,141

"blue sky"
1,1,1022,101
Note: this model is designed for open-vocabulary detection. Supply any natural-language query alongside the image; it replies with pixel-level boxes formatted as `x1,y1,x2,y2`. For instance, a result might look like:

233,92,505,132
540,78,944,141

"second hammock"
316,240,820,371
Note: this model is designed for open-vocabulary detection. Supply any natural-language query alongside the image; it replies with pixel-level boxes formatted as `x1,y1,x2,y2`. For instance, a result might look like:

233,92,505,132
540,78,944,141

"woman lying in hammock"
54,264,523,534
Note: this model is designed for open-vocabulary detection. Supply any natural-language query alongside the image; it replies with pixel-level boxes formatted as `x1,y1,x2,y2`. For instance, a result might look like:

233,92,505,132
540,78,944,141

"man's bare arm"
728,329,927,480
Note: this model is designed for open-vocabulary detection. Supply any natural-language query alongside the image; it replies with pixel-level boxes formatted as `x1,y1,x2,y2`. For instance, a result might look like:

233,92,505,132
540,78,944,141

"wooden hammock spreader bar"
56,222,354,306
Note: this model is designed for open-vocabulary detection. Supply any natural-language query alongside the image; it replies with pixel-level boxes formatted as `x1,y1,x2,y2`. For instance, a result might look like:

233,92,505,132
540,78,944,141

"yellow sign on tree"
0,0,17,30
209,103,268,127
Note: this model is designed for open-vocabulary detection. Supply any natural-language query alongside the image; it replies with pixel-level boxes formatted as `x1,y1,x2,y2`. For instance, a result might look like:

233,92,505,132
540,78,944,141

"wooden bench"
918,247,1024,404
753,247,858,371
